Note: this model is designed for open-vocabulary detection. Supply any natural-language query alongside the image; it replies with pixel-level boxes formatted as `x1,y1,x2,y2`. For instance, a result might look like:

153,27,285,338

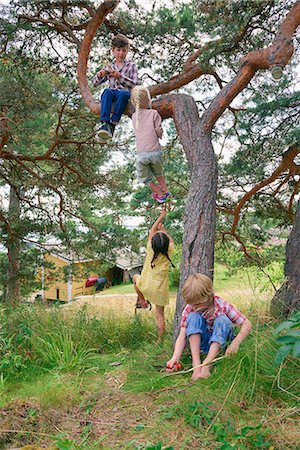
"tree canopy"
0,0,299,315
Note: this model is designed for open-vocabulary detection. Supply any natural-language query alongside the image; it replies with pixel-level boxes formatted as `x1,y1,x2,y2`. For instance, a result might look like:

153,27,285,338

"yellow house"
41,250,143,303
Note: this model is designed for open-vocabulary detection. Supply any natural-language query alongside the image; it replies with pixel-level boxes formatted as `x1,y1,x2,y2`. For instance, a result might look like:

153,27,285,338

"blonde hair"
182,273,214,305
131,86,152,128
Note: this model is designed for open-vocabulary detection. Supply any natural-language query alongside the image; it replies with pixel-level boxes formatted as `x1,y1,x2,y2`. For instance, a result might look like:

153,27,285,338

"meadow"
0,265,299,449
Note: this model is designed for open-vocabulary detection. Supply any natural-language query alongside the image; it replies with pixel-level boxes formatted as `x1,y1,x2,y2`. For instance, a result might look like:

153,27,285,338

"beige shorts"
136,151,163,186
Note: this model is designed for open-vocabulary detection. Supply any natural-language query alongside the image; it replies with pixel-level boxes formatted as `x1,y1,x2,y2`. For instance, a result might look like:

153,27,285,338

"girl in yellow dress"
133,207,174,341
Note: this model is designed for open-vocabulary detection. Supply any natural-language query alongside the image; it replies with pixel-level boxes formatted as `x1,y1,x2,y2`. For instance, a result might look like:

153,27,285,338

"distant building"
41,249,143,303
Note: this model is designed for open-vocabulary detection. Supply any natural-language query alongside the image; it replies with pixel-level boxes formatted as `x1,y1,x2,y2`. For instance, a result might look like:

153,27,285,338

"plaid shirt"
180,296,246,331
92,60,139,92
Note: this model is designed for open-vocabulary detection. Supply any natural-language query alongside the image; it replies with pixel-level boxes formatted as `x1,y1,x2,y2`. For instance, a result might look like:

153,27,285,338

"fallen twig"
163,355,227,377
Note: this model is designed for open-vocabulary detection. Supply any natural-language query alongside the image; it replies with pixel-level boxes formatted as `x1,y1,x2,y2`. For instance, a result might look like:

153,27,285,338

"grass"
81,262,276,297
1,266,299,449
1,326,298,449
93,263,279,301
98,282,136,295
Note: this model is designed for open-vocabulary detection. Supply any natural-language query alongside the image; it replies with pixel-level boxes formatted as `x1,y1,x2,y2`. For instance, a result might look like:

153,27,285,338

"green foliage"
30,330,100,373
169,245,181,288
215,242,245,275
129,442,174,450
1,304,299,449
274,311,300,364
215,240,284,293
53,434,75,450
0,307,31,378
0,332,27,376
0,304,157,381
183,401,271,449
0,246,42,297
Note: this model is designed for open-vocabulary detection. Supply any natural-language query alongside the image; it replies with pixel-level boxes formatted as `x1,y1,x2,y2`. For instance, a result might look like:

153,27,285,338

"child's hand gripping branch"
166,273,252,380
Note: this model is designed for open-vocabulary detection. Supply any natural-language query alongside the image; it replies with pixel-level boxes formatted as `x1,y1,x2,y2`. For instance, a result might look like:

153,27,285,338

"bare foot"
199,366,211,379
191,366,211,381
191,367,203,381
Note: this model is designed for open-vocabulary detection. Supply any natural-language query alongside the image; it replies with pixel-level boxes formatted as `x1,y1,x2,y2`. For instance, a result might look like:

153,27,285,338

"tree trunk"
4,185,21,304
271,199,300,317
172,95,217,337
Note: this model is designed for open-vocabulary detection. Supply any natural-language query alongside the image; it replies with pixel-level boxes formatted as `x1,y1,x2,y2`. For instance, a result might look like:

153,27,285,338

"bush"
169,245,181,287
274,311,300,364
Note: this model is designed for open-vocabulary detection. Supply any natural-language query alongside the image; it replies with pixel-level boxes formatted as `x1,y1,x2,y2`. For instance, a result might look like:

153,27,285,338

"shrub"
274,311,300,364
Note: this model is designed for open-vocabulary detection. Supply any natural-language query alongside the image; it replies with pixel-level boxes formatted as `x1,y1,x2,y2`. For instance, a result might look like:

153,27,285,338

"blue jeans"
100,88,130,123
186,312,234,353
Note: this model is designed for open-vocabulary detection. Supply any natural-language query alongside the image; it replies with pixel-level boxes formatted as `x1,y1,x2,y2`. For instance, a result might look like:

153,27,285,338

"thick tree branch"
220,145,300,243
77,0,120,114
202,0,300,132
0,209,14,239
0,113,11,154
76,0,300,127
18,15,82,47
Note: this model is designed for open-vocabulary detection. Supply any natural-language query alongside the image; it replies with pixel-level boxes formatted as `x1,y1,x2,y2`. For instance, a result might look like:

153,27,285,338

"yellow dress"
136,239,174,306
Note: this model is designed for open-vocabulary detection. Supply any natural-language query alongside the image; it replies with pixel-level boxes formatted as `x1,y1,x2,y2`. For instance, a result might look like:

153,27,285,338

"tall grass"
30,330,100,373
0,304,157,381
1,301,299,450
124,319,300,405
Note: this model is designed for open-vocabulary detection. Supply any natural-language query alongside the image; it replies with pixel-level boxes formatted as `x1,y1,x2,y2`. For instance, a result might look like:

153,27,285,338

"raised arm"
148,207,167,241
157,223,174,245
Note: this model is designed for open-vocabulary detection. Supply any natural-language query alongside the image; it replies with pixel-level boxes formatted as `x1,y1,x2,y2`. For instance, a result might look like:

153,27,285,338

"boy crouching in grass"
167,273,252,381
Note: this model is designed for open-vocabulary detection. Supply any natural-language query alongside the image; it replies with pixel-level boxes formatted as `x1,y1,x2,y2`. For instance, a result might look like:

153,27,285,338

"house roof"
46,247,143,270
115,249,144,270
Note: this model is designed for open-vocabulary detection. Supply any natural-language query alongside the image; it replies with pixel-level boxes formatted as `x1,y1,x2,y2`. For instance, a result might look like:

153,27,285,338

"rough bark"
271,199,300,317
172,95,217,335
3,186,21,304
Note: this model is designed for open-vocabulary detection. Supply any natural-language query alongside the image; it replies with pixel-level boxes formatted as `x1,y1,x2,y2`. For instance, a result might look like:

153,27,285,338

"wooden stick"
164,355,227,376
